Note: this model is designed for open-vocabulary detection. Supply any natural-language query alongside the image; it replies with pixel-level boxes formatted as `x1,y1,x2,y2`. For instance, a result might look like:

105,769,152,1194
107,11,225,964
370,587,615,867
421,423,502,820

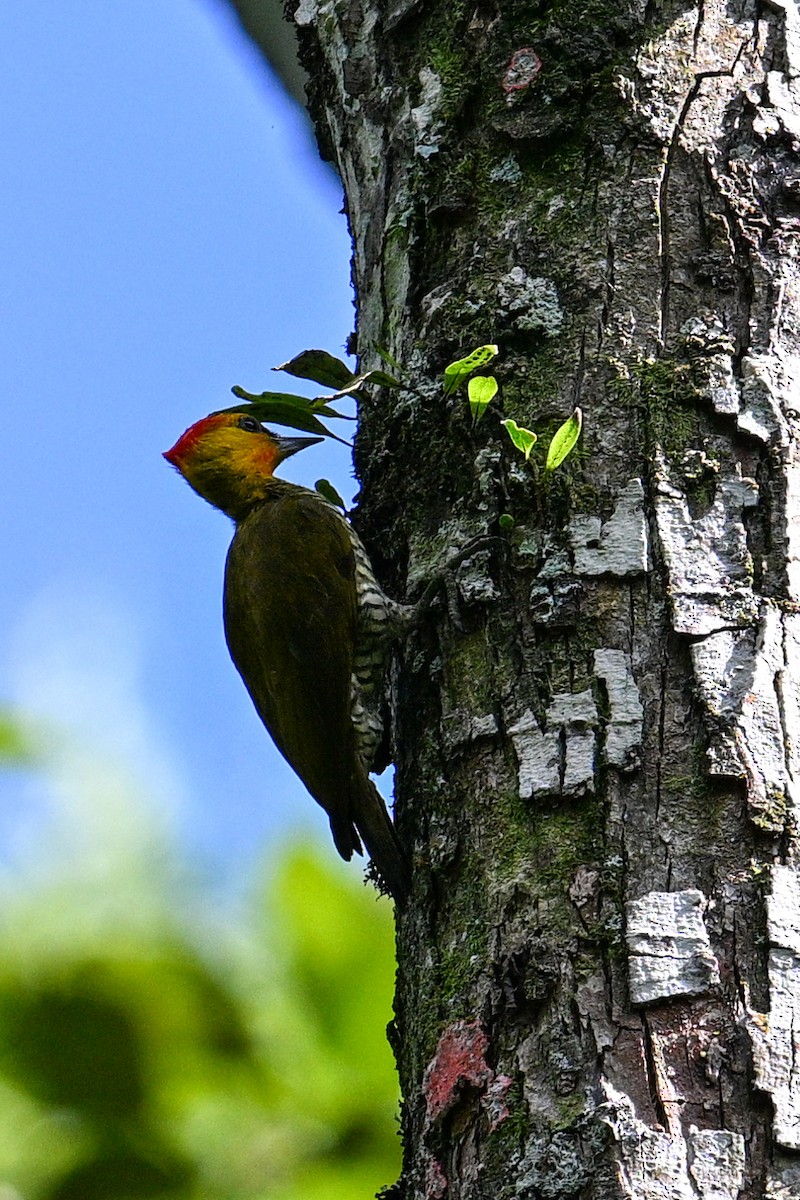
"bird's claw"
408,531,505,630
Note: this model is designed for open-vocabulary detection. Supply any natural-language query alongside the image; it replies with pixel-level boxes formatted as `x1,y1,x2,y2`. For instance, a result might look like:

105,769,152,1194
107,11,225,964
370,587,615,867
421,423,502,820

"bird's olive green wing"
222,487,362,855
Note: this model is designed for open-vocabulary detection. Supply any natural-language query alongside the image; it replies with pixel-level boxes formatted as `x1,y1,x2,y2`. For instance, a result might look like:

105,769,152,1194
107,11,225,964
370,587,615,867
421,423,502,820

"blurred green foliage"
0,712,400,1199
0,712,34,764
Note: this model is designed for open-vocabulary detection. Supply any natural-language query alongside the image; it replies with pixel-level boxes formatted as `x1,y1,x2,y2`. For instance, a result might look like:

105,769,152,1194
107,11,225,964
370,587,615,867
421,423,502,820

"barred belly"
348,528,409,770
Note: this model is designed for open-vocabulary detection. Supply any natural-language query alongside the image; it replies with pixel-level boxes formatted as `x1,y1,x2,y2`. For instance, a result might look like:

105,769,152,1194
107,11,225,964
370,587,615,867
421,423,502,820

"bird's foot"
408,533,505,632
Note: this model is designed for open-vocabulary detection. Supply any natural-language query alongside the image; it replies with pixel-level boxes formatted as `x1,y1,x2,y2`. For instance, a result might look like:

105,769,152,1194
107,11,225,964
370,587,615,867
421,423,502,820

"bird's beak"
273,434,324,462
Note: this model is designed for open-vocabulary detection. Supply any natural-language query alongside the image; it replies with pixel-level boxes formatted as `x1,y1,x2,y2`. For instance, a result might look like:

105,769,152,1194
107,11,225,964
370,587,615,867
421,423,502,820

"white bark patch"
598,1081,745,1200
683,339,800,606
570,479,650,577
707,353,740,416
293,0,318,25
743,864,800,1150
690,607,799,830
738,352,788,443
764,65,800,140
509,661,643,799
626,889,720,1005
680,320,789,443
653,455,758,635
411,66,444,158
508,691,598,800
786,449,800,603
548,691,598,795
497,267,564,335
783,614,800,786
508,710,560,799
594,649,644,770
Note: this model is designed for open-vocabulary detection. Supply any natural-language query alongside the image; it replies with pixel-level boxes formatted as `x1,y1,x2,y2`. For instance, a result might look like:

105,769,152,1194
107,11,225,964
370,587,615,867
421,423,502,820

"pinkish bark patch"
502,48,542,93
423,1019,493,1123
425,1154,448,1198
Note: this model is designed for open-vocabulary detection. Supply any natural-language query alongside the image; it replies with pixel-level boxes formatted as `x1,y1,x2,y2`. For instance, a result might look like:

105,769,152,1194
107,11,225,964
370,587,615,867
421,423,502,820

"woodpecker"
164,412,412,902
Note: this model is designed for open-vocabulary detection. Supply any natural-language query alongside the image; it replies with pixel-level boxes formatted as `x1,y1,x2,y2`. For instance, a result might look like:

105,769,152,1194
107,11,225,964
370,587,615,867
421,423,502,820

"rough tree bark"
235,0,800,1195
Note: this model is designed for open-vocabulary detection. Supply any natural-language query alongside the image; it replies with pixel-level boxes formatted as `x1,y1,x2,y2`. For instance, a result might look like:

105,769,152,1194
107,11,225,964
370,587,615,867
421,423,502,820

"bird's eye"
238,416,263,434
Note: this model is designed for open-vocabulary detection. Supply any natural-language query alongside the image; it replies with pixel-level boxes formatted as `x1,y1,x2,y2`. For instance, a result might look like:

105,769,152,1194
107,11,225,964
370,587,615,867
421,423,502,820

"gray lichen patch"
497,267,564,335
529,577,583,627
626,888,720,1005
743,864,800,1151
594,649,644,771
570,479,649,577
513,1129,590,1197
653,455,758,635
488,155,522,185
687,1129,747,1200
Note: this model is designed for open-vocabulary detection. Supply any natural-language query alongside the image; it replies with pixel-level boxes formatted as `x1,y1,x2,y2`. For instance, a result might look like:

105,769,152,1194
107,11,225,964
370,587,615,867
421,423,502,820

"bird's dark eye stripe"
238,416,262,433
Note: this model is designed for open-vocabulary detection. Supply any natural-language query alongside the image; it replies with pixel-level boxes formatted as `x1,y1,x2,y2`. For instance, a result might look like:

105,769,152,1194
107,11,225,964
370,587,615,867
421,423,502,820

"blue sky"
0,2,360,883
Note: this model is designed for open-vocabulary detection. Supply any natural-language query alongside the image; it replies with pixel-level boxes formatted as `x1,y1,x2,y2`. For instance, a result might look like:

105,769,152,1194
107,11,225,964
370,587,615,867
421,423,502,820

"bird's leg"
443,568,466,633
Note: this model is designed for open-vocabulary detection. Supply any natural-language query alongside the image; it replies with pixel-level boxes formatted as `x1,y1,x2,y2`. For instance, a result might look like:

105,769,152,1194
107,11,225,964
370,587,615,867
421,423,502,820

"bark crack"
643,1015,684,1137
598,235,615,351
573,328,586,408
654,661,667,822
657,49,751,350
774,626,793,804
702,153,755,368
693,0,705,58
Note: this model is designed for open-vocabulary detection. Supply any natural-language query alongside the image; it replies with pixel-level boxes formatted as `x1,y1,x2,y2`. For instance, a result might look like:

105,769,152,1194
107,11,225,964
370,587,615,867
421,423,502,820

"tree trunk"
242,0,800,1194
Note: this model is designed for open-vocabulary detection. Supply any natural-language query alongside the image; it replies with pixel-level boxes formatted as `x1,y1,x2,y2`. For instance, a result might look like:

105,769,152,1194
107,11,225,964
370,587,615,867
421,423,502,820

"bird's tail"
353,772,410,906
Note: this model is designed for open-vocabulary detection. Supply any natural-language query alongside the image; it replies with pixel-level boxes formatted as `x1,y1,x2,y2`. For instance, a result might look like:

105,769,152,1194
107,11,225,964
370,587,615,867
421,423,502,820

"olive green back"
223,485,362,856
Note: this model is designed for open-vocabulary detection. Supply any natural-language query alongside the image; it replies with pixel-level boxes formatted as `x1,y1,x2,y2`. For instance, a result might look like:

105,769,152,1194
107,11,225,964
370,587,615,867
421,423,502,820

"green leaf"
273,349,356,390
467,375,498,423
315,479,346,509
501,418,537,461
309,399,357,419
218,397,351,445
545,407,582,471
328,369,402,397
232,384,355,422
231,386,322,408
498,513,515,530
443,344,498,396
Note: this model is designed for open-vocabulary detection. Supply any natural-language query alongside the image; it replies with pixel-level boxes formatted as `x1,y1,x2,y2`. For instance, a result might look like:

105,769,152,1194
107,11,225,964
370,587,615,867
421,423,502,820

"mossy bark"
247,0,800,1194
